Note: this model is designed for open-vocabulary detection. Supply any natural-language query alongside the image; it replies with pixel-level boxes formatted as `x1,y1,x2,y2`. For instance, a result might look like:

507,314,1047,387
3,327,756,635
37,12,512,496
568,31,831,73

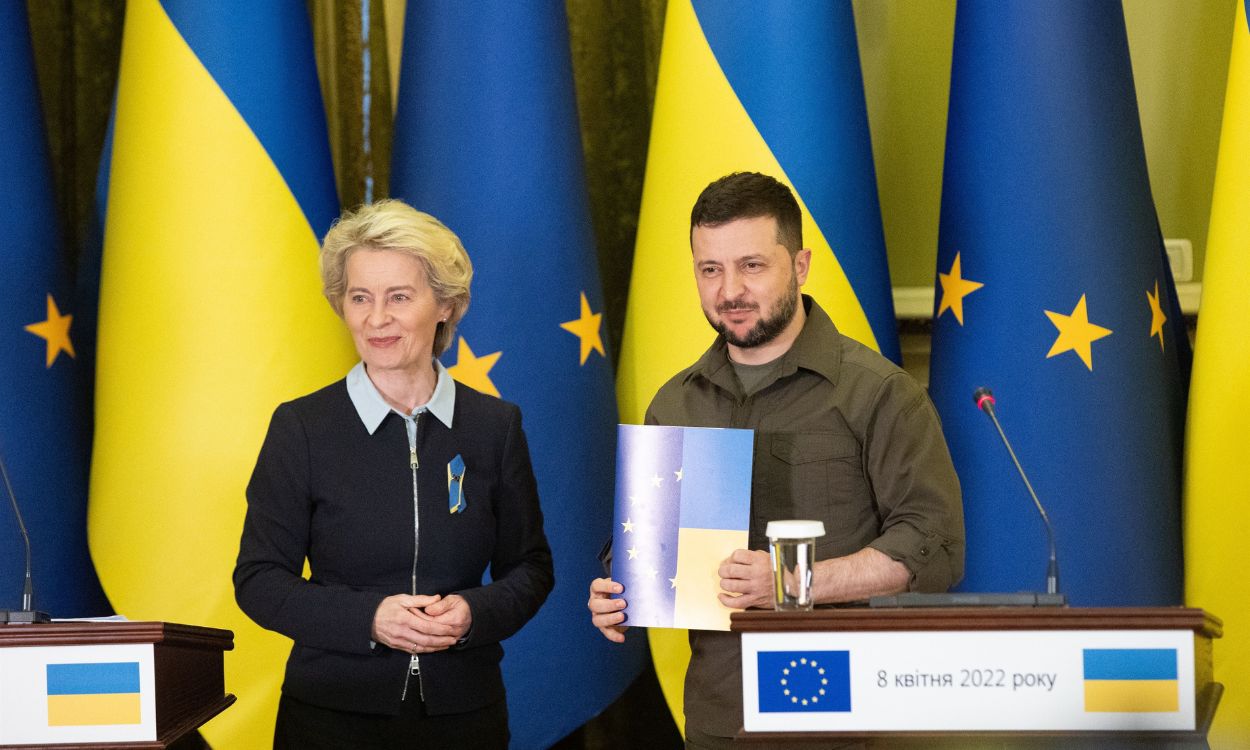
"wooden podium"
731,607,1221,748
0,621,234,748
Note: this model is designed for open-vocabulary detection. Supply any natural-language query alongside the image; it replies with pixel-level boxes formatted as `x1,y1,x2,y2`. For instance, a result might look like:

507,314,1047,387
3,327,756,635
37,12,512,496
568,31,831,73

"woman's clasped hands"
371,593,472,655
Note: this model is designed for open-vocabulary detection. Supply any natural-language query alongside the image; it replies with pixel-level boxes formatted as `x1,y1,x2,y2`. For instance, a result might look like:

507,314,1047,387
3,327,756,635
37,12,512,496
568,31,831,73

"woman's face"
343,248,452,377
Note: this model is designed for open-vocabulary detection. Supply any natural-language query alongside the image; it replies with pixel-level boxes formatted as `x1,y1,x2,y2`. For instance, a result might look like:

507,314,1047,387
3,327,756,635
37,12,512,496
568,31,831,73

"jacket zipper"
400,412,425,702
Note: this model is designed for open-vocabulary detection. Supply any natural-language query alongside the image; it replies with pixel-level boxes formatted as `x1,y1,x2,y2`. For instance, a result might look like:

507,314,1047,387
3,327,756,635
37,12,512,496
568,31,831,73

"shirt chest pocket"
766,432,866,519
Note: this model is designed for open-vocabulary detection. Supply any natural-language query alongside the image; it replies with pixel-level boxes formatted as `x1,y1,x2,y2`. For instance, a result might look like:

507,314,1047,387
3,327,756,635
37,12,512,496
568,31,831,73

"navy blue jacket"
234,379,553,716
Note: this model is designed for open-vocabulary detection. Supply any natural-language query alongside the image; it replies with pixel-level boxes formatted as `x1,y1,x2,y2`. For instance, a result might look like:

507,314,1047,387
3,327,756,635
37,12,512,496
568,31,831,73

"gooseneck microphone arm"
1,449,51,623
973,387,1061,596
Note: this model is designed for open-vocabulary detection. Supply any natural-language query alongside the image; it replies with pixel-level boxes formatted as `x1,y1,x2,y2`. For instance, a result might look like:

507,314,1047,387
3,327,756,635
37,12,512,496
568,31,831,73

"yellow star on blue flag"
447,337,502,397
1045,294,1113,371
937,252,984,325
24,294,75,368
560,291,605,365
1147,281,1167,352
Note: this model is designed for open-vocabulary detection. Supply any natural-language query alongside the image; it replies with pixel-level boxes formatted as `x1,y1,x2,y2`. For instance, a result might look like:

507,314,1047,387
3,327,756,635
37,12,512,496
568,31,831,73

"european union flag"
390,3,647,746
0,2,109,617
928,2,1188,606
757,651,851,713
612,425,753,631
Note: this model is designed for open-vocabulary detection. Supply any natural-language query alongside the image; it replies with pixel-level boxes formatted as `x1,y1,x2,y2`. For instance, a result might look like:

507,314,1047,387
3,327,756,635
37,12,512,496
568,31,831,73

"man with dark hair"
689,171,804,257
589,172,965,748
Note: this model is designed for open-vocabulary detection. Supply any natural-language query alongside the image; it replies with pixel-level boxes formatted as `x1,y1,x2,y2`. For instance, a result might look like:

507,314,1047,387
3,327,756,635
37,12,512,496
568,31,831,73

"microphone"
0,449,51,624
972,387,1061,597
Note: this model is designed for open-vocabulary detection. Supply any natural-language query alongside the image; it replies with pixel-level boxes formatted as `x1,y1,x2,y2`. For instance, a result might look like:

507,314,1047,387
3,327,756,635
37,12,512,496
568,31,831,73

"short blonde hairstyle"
321,199,472,357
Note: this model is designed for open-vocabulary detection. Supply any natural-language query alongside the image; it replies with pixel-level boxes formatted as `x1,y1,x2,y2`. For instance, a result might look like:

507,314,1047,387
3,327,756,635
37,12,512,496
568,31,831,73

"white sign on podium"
742,628,1195,733
0,642,158,745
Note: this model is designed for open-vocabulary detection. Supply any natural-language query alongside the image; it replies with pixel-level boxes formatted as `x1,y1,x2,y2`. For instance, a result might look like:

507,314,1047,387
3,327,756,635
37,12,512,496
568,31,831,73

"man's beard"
705,278,800,349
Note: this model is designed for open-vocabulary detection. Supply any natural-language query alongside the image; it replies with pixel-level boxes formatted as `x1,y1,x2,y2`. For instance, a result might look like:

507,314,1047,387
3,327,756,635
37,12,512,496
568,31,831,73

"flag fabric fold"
389,3,646,746
1184,1,1250,746
928,1,1188,606
617,0,897,728
0,2,110,619
87,1,353,746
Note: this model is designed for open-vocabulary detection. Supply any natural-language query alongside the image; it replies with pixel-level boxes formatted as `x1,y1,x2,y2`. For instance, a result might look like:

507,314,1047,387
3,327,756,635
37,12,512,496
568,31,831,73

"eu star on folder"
612,424,753,631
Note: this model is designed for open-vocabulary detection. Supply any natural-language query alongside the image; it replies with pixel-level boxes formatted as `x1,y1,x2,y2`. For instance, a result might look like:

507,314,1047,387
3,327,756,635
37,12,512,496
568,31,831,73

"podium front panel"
0,643,158,745
742,628,1196,732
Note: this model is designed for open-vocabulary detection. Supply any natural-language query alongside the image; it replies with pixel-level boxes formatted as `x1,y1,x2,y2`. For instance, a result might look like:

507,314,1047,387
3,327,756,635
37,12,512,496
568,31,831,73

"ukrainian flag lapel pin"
448,454,466,513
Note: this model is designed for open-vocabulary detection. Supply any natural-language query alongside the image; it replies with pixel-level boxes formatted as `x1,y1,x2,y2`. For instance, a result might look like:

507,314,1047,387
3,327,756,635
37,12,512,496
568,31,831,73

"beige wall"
1127,0,1233,281
855,0,1235,289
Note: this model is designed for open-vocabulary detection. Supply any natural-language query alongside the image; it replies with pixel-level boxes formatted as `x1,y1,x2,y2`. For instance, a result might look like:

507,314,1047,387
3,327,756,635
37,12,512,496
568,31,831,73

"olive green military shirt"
644,296,964,739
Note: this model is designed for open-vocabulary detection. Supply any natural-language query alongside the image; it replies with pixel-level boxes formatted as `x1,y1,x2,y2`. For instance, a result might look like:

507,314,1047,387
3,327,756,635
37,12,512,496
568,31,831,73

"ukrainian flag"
618,1,896,729
88,2,352,746
1184,2,1250,746
1083,649,1179,713
46,662,141,727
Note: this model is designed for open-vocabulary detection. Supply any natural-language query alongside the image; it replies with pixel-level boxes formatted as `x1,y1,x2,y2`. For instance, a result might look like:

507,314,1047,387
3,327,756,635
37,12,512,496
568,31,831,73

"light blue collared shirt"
345,360,456,432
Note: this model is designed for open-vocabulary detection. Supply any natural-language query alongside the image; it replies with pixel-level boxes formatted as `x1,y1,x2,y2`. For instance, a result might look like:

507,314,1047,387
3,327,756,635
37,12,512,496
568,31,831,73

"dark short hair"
689,172,802,256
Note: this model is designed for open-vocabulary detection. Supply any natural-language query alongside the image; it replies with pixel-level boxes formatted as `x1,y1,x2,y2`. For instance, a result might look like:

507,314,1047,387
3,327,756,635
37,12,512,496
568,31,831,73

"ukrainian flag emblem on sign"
46,662,141,726
1083,649,1179,713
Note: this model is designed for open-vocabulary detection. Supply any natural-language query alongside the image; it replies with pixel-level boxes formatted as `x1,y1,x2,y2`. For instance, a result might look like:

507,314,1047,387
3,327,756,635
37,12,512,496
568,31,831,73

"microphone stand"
1,450,51,624
974,388,1061,596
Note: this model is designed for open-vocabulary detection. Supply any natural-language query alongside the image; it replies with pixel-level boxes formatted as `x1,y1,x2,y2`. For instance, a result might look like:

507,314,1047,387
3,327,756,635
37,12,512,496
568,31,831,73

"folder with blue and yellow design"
612,424,753,631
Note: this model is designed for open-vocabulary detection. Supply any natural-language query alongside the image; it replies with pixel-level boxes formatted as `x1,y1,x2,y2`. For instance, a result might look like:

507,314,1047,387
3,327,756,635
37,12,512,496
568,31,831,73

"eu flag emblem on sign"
757,651,851,713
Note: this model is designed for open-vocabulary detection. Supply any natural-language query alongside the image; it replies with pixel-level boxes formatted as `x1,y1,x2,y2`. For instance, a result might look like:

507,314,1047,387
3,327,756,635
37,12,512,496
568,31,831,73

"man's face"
691,215,809,349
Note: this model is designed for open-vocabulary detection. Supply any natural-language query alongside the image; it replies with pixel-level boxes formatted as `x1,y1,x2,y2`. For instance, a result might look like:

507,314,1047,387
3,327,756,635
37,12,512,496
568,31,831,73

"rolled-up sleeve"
863,373,965,592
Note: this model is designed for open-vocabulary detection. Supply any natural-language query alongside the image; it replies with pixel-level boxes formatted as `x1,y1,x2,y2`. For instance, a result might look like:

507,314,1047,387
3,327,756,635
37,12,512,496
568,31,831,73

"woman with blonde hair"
236,199,552,748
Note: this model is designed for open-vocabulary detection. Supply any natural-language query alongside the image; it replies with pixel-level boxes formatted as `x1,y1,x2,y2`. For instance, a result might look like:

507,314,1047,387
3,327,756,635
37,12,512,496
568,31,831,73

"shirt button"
919,546,930,556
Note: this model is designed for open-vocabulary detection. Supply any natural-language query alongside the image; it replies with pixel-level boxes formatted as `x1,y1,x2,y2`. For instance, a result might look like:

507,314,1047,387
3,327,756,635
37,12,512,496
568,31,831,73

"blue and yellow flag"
617,1,896,728
1184,2,1250,745
929,2,1187,606
0,2,109,618
756,651,851,714
88,2,353,745
1082,649,1179,714
46,662,142,727
390,3,647,746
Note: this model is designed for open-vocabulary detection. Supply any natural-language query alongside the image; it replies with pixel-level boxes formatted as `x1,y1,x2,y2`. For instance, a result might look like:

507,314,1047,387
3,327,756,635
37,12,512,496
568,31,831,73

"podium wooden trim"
731,607,1222,747
0,621,234,749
